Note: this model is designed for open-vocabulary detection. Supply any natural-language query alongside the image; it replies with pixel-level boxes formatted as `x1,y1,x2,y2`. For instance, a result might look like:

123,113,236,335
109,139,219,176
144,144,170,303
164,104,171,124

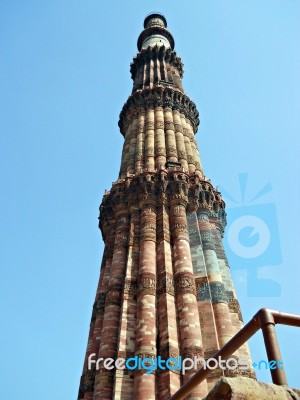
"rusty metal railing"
169,308,300,400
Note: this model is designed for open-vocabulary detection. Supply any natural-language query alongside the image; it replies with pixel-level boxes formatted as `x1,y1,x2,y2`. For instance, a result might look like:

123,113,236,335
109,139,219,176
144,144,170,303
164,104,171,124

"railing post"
259,309,288,386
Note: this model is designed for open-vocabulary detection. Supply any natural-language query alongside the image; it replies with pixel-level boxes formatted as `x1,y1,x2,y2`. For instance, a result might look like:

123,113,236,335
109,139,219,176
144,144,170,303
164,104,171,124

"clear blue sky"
1,1,299,398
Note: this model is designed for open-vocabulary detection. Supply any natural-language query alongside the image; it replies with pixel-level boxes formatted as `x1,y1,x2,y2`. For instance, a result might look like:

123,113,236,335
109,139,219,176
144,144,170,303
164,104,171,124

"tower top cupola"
143,12,167,28
137,12,175,51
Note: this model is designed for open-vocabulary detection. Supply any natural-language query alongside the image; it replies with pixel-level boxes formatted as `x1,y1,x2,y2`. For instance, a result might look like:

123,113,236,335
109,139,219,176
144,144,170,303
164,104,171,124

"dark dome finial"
144,13,167,29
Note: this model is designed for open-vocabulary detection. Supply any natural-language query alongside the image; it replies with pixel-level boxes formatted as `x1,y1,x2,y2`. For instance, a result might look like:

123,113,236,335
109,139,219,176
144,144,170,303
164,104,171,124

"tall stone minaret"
78,13,254,400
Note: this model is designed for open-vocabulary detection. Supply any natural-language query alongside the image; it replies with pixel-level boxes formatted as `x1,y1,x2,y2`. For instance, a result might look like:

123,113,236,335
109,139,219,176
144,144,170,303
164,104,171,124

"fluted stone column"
135,109,146,172
114,207,140,399
186,120,203,177
156,183,181,399
127,113,138,175
119,118,134,179
134,192,157,400
173,109,188,171
154,107,166,168
94,201,129,400
79,220,116,400
145,108,155,170
164,108,178,163
187,210,222,390
198,212,234,349
181,114,196,174
212,226,254,378
169,173,208,399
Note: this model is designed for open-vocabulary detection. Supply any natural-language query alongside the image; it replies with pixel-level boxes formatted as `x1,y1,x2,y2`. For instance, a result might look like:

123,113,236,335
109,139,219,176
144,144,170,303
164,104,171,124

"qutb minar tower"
79,13,254,400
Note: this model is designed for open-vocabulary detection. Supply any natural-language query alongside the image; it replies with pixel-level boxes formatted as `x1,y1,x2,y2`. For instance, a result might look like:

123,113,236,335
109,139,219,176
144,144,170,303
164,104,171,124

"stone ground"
203,377,300,400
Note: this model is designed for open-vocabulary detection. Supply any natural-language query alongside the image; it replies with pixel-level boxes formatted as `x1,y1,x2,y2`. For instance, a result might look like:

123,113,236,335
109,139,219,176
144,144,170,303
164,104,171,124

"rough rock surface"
203,377,300,400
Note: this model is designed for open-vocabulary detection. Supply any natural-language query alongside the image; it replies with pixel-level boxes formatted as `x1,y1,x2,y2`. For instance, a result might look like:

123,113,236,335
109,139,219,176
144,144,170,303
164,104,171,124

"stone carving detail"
138,272,156,296
204,348,219,360
188,183,201,211
210,282,228,303
134,346,157,375
195,277,208,294
135,345,156,357
155,147,166,156
154,96,164,107
183,345,204,357
166,145,177,156
157,272,174,296
182,346,204,365
145,148,155,157
165,273,174,295
164,121,175,130
197,281,228,303
172,228,189,240
119,87,199,135
106,284,123,306
155,120,164,129
137,173,156,203
174,123,183,133
131,46,184,80
187,154,194,164
228,298,243,321
145,121,155,130
201,232,213,242
140,200,156,241
174,272,196,296
99,173,227,241
133,347,157,375
140,223,156,242
93,292,106,316
168,173,189,207
111,184,128,216
188,132,195,141
172,205,186,216
135,151,144,161
206,209,227,233
159,344,180,360
159,344,180,373
124,279,137,296
202,241,216,251
173,222,187,231
170,203,189,240
178,150,187,159
197,280,210,302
